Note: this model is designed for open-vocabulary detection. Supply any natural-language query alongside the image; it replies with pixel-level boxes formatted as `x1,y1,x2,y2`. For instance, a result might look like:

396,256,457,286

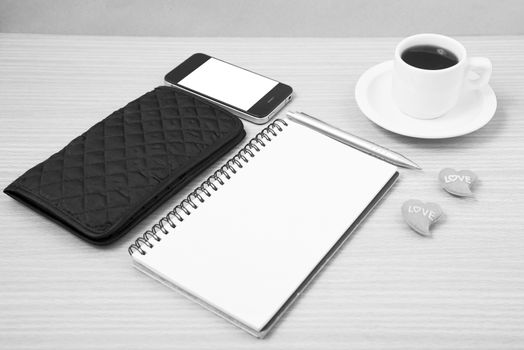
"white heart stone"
439,168,478,197
401,199,443,236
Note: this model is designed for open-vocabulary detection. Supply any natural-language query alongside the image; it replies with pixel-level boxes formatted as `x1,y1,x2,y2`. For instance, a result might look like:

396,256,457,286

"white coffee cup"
392,33,492,119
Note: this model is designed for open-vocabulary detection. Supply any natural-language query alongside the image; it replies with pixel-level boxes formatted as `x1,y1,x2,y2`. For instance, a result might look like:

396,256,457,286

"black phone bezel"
164,53,292,119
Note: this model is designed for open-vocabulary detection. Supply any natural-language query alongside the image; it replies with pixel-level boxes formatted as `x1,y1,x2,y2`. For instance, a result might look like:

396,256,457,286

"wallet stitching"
13,122,241,234
8,87,243,237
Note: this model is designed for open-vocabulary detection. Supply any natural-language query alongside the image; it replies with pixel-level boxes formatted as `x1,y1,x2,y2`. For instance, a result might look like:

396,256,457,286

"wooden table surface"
1,34,523,349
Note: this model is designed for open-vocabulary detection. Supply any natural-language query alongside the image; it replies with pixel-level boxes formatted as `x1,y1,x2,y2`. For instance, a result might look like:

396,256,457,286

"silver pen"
286,111,421,170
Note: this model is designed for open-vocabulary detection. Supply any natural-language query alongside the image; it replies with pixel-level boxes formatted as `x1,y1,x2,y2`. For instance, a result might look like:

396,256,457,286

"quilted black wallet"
4,86,245,244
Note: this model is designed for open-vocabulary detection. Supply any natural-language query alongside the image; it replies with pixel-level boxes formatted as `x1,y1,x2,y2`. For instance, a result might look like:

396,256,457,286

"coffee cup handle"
465,57,492,89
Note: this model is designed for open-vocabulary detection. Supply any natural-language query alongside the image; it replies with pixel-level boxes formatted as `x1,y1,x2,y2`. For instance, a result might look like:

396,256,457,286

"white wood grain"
0,34,523,349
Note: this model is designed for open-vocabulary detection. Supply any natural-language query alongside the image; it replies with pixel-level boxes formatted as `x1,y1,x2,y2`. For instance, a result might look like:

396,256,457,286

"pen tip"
411,162,422,170
402,157,422,170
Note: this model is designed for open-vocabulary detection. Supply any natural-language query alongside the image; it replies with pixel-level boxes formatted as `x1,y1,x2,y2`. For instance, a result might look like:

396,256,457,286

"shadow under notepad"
261,171,399,339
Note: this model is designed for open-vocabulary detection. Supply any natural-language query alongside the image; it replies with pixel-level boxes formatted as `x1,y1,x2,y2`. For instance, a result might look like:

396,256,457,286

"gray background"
1,0,523,37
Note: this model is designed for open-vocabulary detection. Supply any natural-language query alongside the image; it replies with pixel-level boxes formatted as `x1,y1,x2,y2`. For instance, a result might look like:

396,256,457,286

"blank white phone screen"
178,58,278,111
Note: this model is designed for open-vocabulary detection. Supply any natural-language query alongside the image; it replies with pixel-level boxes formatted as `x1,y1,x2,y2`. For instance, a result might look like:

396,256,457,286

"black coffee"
401,45,459,70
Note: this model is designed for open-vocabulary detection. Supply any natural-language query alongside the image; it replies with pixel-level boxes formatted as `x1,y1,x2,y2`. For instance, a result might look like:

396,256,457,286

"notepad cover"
130,119,398,337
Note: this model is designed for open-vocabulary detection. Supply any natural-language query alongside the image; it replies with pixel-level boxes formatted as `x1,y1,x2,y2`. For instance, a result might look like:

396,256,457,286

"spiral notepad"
128,118,398,338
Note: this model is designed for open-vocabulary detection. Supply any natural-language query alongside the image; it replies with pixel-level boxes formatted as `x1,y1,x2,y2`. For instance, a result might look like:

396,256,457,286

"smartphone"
164,53,293,124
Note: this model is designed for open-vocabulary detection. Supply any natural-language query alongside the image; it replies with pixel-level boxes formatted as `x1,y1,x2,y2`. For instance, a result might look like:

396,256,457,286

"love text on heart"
408,205,438,221
444,174,472,184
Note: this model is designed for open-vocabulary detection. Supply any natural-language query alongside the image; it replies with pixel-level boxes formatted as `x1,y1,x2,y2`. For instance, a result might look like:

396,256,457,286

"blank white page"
133,119,397,332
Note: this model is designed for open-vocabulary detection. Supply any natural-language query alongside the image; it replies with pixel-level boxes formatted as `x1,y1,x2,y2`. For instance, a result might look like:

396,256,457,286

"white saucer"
355,60,497,139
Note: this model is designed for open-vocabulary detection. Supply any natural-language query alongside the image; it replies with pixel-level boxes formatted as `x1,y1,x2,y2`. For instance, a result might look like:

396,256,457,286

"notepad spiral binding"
128,119,289,256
